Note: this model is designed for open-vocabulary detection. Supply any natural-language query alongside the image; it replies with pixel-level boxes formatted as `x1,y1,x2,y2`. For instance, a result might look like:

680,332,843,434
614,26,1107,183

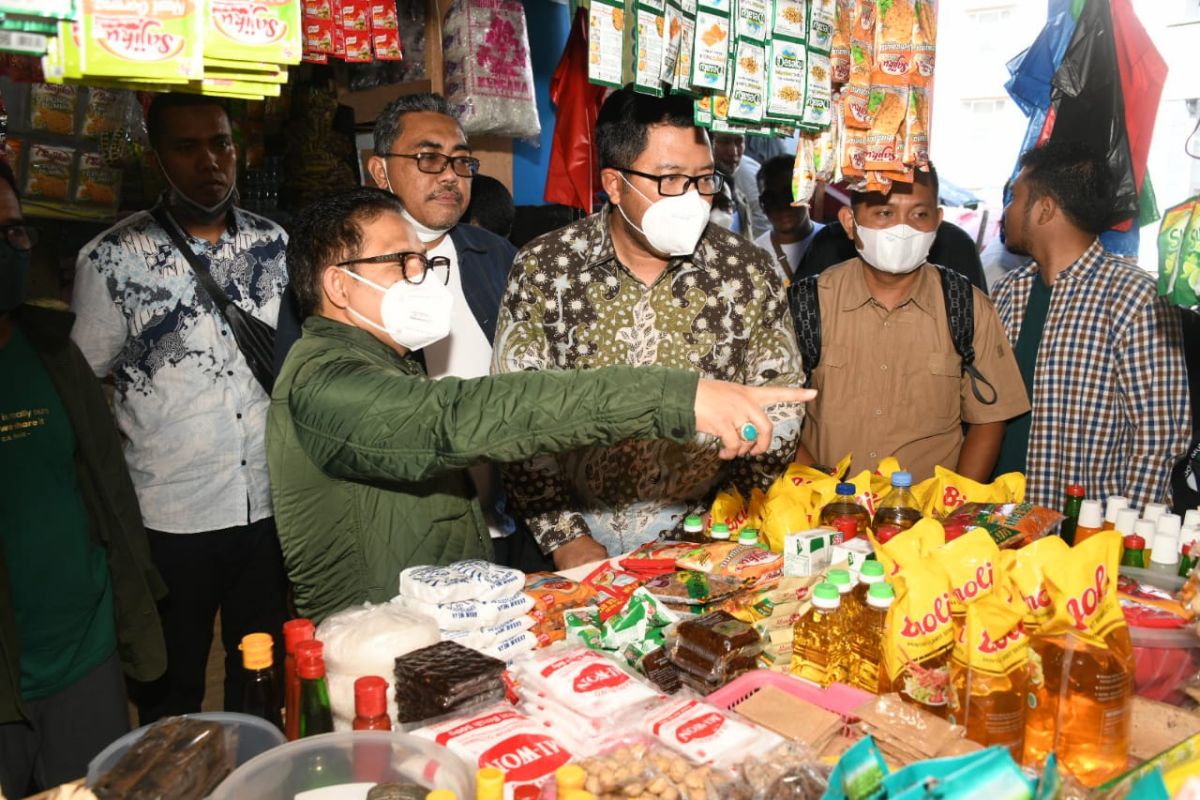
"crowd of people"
0,86,1192,797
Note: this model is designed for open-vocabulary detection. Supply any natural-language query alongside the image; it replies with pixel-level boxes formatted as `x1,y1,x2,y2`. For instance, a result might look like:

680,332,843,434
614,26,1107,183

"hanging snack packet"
29,84,77,135
24,144,73,201
1026,532,1135,786
370,0,402,60
659,3,683,83
807,0,835,55
872,0,914,83
801,51,832,129
80,0,203,80
80,88,131,137
863,84,908,172
902,86,931,168
792,134,818,206
73,152,121,208
728,39,767,125
848,0,875,82
589,0,627,87
207,0,303,65
634,7,667,96
690,8,730,91
771,0,806,41
883,558,956,719
735,0,768,41
830,0,853,84
911,0,936,84
765,36,806,121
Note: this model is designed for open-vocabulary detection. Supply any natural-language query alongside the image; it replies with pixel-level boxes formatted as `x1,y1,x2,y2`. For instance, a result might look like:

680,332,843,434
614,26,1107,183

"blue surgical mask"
0,241,31,312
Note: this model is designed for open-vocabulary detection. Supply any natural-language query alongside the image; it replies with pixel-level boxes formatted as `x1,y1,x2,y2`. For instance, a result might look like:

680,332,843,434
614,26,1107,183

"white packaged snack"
642,698,782,769
441,616,536,651
513,646,660,721
413,705,576,793
399,560,524,604
480,629,538,662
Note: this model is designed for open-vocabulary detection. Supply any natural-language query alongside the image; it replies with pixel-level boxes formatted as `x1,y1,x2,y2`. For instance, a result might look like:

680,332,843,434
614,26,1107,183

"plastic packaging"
90,717,235,800
393,641,508,724
820,482,871,541
881,558,954,717
872,471,922,543
849,583,894,694
642,697,783,769
399,561,524,603
511,646,660,722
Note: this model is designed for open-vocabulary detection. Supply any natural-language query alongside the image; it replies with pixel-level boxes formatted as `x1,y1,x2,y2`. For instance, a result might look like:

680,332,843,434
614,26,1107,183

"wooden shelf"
337,78,433,124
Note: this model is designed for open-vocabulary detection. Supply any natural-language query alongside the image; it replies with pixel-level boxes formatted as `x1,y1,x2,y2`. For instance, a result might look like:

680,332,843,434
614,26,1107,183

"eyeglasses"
618,168,724,197
336,252,451,285
379,152,480,178
0,224,37,251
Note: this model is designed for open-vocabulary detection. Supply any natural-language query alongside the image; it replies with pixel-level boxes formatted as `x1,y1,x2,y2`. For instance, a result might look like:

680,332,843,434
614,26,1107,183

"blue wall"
513,0,571,206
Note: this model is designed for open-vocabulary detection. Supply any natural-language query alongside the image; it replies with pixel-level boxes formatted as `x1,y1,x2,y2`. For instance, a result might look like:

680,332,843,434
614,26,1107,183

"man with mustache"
272,94,535,566
70,93,290,722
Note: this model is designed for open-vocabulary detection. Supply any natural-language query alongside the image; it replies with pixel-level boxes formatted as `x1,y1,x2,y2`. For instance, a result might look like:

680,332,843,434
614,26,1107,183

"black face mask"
158,162,238,226
0,241,31,313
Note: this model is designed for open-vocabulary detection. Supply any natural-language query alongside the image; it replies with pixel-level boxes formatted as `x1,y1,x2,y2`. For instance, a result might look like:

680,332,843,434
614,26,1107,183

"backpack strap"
788,274,822,388
937,264,998,405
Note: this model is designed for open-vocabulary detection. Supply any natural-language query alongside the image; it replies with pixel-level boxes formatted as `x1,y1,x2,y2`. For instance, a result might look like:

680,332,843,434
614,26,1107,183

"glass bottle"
1061,484,1085,545
239,632,282,730
283,618,315,741
296,639,334,738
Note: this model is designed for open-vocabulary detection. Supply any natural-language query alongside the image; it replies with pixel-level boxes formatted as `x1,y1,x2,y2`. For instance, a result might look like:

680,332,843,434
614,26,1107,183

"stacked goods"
300,0,402,65
397,561,538,662
524,572,598,648
391,640,508,724
565,588,683,693
668,610,764,693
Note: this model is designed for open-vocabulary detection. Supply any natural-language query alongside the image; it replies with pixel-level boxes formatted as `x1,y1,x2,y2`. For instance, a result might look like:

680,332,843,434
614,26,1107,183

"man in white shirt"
753,155,824,285
70,94,290,722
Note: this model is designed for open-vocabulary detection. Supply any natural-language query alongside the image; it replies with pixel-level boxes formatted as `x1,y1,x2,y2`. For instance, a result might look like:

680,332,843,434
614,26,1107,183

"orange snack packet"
872,0,914,85
675,542,784,585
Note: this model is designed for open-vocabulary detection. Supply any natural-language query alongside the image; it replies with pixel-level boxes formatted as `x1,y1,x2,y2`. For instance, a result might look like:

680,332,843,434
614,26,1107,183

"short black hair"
373,92,460,155
287,187,406,320
850,163,940,207
0,158,19,200
465,174,514,238
757,155,794,193
596,86,700,170
146,93,229,148
1017,141,1115,235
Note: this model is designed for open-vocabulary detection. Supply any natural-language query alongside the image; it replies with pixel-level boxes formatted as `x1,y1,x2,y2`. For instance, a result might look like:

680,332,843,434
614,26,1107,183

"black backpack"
788,265,998,405
1171,306,1200,514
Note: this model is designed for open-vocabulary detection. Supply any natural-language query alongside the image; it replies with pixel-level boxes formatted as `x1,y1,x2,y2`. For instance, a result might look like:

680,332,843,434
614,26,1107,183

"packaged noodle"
912,466,1026,519
80,0,204,81
634,8,666,97
30,84,77,136
901,87,930,168
807,0,835,55
829,0,853,84
872,0,913,84
207,0,304,65
74,152,121,207
848,0,875,84
911,0,936,84
934,530,1028,759
590,0,626,87
24,144,73,201
863,84,908,172
1025,532,1134,787
882,558,955,719
81,88,131,137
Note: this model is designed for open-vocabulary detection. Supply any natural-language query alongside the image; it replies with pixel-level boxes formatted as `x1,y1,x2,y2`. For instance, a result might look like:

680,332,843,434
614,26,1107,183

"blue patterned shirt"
991,240,1191,510
70,203,288,533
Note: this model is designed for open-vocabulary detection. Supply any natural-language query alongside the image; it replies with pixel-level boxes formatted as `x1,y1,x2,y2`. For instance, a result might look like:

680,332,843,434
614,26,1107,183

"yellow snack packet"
913,466,1027,518
710,486,749,535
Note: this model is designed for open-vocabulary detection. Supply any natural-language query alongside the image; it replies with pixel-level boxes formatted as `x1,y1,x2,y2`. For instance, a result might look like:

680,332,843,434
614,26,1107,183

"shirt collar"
302,314,417,369
1013,238,1105,284
154,195,240,244
840,258,940,315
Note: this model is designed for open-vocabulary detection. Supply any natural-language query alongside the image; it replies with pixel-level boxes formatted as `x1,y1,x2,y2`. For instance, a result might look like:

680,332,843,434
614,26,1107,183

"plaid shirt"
991,240,1192,510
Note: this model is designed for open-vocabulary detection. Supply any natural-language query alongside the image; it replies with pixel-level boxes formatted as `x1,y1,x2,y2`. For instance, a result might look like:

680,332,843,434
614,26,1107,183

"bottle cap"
891,471,913,489
1135,519,1158,541
827,568,852,591
1182,524,1200,550
684,515,703,531
1184,509,1200,529
476,767,505,794
867,582,896,608
1152,532,1181,566
1077,500,1104,529
812,582,841,608
556,764,586,791
1104,496,1130,524
710,523,731,540
860,560,886,581
1113,508,1138,536
283,618,315,655
239,632,274,671
1158,514,1183,539
1123,533,1146,551
1066,484,1085,498
354,675,388,718
295,639,326,680
1143,503,1169,524
737,529,759,545
836,482,856,496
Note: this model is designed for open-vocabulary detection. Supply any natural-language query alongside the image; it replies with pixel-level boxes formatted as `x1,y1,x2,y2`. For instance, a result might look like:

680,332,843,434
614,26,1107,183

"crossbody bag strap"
149,206,232,314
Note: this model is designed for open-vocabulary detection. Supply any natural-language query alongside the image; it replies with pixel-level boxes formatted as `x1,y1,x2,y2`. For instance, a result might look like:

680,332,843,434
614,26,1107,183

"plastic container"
1128,624,1200,706
87,711,287,786
707,669,873,721
210,731,473,799
1103,496,1130,530
872,471,923,543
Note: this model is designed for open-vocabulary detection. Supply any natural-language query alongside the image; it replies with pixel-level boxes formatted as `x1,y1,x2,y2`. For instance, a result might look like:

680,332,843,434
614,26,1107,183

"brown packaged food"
393,640,507,723
638,645,683,694
644,570,745,605
677,610,761,658
92,717,233,800
670,640,760,684
734,685,843,751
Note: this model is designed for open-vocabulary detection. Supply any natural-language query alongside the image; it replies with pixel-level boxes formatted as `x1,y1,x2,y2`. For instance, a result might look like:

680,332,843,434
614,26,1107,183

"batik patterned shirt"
492,205,804,555
991,239,1191,509
71,203,287,533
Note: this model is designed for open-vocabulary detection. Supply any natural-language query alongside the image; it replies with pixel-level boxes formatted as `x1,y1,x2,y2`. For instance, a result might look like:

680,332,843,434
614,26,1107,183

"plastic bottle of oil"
849,582,894,694
854,560,886,607
826,567,856,622
872,472,923,544
791,583,848,687
949,601,1028,761
820,483,871,542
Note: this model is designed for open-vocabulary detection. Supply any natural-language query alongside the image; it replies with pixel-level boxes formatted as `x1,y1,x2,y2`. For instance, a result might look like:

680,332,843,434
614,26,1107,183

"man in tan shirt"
790,167,1028,481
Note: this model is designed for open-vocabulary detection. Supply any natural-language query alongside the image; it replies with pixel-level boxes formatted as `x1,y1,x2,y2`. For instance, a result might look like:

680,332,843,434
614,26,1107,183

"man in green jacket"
0,162,166,796
269,188,815,622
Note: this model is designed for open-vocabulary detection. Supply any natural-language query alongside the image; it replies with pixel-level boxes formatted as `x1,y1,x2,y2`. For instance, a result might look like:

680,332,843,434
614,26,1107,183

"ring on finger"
739,422,758,443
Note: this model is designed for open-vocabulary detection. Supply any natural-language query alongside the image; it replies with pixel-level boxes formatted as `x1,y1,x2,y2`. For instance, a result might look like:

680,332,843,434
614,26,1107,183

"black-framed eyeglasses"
0,223,37,251
618,168,724,196
379,152,480,178
336,252,451,285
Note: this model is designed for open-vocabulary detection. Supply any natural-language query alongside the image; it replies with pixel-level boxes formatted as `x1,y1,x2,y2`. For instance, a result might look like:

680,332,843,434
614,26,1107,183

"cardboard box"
784,529,831,577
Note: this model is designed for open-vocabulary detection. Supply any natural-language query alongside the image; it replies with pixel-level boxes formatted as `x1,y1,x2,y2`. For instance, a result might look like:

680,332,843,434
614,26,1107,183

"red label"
676,712,725,743
435,710,519,745
96,18,185,61
978,626,1024,655
573,662,628,693
212,2,288,44
900,592,953,638
950,563,994,604
480,733,571,783
1065,565,1107,632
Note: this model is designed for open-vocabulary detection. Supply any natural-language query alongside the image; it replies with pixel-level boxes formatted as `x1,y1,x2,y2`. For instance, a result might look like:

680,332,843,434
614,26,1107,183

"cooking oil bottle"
872,471,923,544
791,583,848,687
849,582,894,694
949,594,1028,761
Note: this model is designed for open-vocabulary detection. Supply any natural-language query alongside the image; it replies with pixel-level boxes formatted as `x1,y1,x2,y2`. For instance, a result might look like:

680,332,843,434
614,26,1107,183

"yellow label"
1004,537,1067,631
710,485,748,534
932,528,999,616
912,465,1026,518
1042,531,1126,648
868,516,944,579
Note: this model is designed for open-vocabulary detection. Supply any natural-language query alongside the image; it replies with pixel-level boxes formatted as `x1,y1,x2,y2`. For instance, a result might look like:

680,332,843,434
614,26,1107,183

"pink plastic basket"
706,670,874,720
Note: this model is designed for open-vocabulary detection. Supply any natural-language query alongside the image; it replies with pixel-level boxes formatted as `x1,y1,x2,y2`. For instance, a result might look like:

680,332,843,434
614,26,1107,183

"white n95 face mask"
340,268,453,351
853,221,937,274
616,174,710,257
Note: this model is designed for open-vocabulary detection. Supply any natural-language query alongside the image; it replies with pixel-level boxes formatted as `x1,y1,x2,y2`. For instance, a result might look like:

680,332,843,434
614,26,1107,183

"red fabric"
1109,0,1166,203
543,7,608,213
